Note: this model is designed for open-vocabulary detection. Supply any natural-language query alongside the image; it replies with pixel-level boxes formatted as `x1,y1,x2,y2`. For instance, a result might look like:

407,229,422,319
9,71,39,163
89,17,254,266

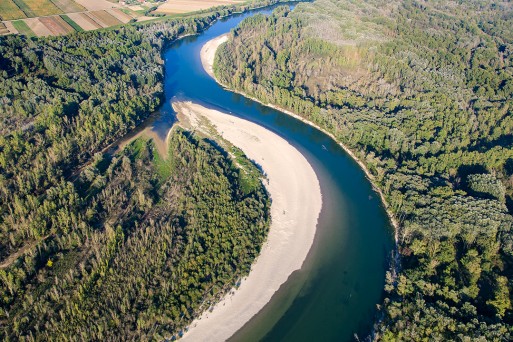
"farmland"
88,10,122,27
0,0,25,20
39,16,74,35
51,0,86,12
0,0,246,37
11,19,33,36
13,0,62,17
155,0,243,14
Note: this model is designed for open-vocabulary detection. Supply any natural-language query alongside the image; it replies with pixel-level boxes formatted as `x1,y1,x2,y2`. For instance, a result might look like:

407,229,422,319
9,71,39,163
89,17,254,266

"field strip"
4,21,18,33
74,0,119,11
53,15,74,33
67,12,101,30
136,16,154,22
12,0,36,17
50,0,86,13
84,12,106,28
60,14,83,31
40,16,73,35
0,23,8,34
0,0,26,20
24,18,52,36
90,10,121,27
20,0,62,17
107,9,132,23
155,0,239,14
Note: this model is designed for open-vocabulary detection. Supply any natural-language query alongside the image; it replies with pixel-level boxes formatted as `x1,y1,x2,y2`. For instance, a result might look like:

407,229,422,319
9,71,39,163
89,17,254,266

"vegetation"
10,20,33,37
215,0,513,339
0,1,284,339
0,0,26,20
60,14,84,32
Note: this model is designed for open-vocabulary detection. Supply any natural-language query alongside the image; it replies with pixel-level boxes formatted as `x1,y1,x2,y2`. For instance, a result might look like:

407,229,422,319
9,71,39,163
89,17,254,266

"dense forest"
0,1,278,339
215,0,513,339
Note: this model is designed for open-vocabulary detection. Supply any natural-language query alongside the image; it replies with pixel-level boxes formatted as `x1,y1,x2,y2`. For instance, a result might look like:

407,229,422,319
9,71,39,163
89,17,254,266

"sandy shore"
200,33,228,78
174,99,321,341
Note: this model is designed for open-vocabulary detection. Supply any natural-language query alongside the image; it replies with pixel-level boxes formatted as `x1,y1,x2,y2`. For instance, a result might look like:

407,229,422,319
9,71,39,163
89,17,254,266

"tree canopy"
215,0,513,339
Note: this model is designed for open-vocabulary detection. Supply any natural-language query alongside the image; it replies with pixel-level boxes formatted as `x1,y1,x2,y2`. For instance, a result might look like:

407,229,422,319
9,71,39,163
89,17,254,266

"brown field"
88,10,121,27
0,0,26,20
128,5,144,11
154,0,240,14
53,15,75,33
24,17,52,36
107,8,132,23
4,21,19,34
39,16,66,35
74,0,118,11
21,0,62,17
0,22,8,34
50,0,86,13
136,16,155,22
67,12,101,30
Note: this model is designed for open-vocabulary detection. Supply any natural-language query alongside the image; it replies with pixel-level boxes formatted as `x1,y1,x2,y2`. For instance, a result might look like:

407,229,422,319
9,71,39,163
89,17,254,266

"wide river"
144,3,394,341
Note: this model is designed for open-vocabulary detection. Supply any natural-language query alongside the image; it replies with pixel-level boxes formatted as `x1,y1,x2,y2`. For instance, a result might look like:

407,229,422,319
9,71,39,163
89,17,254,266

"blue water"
152,4,394,341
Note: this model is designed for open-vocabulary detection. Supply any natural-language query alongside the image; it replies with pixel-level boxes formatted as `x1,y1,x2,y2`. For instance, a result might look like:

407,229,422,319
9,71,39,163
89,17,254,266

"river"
137,3,394,341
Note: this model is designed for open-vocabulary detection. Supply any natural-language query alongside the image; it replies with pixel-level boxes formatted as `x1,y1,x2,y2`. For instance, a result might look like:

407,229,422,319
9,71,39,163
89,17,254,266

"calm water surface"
150,4,394,341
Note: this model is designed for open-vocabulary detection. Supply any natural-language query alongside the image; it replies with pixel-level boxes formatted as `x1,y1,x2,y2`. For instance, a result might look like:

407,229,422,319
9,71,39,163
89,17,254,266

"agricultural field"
14,0,62,17
88,10,122,27
3,21,19,34
0,0,25,20
154,0,242,14
74,0,120,11
51,0,86,12
39,16,74,35
0,22,8,34
11,19,33,36
60,14,84,31
0,0,241,37
24,17,52,36
107,9,132,23
66,12,102,30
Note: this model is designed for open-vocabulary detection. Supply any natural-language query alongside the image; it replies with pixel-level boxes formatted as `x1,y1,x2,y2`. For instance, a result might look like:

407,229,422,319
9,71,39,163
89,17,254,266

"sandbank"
174,99,321,341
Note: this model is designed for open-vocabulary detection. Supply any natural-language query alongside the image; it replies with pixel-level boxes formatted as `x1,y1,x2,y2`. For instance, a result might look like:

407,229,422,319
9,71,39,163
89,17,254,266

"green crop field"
11,19,34,36
61,14,83,32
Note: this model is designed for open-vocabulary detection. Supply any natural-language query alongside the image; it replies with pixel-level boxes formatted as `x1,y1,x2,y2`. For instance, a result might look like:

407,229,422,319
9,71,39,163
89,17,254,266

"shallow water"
144,4,394,341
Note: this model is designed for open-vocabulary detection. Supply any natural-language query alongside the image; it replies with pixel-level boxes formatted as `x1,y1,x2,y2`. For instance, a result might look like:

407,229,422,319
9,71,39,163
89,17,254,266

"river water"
145,4,394,341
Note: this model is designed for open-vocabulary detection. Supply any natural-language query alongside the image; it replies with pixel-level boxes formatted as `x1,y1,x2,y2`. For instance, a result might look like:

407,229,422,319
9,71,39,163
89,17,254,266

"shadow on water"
116,2,395,341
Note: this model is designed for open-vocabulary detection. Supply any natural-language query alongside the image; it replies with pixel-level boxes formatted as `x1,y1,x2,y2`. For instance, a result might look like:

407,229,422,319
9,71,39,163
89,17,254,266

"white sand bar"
175,101,322,341
200,33,228,78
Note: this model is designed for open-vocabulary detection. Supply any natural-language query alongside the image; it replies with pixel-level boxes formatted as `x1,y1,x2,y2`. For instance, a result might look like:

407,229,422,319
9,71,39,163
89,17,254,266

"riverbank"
174,100,322,341
201,33,229,78
201,33,400,242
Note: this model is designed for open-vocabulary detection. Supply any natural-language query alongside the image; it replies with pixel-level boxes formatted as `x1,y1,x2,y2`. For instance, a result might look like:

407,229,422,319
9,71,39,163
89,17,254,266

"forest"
215,0,513,339
0,0,278,339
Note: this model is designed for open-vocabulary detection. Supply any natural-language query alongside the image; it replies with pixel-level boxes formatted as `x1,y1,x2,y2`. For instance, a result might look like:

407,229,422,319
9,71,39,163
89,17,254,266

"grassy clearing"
129,137,172,181
0,0,26,20
11,19,34,36
61,14,83,32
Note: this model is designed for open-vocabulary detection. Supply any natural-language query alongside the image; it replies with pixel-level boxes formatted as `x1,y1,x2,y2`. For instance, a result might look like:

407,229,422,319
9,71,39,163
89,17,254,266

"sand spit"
174,100,322,341
200,33,228,78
